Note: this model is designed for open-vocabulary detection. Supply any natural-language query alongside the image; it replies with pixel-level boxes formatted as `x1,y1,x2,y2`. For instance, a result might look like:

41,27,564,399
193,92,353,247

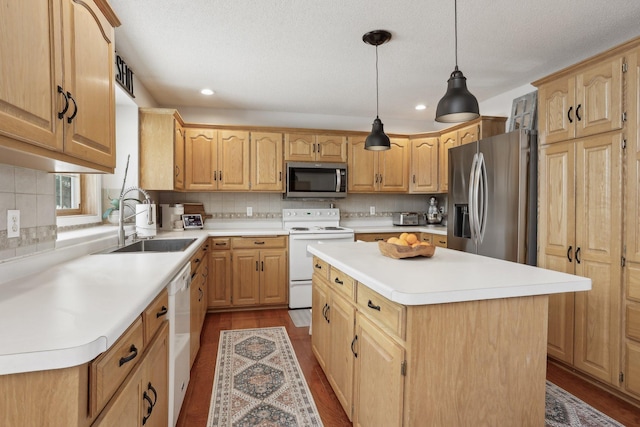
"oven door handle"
290,234,354,241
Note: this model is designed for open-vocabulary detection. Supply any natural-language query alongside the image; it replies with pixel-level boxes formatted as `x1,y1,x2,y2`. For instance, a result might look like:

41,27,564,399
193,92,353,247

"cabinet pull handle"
215,242,226,246
575,247,581,264
322,303,328,320
119,344,138,366
351,335,358,358
198,287,203,301
142,392,153,424
175,165,180,178
219,171,223,180
567,106,574,123
379,174,383,184
334,277,344,285
439,240,446,244
326,305,330,323
147,382,158,407
314,263,322,269
57,86,69,119
279,171,282,181
367,300,381,311
412,174,416,184
374,238,384,241
312,143,316,153
254,241,265,245
156,305,168,318
66,92,78,123
575,104,582,121
375,173,379,183
213,171,217,181
255,261,259,271
261,261,264,271
567,245,573,262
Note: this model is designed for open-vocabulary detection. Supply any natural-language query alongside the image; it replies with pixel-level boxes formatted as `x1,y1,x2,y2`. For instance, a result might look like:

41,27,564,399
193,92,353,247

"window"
55,174,99,217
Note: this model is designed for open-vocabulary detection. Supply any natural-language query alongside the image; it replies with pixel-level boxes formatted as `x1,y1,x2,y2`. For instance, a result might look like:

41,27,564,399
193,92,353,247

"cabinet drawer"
313,256,330,281
210,237,230,250
432,234,448,248
143,288,168,344
357,283,406,340
329,267,355,300
355,232,398,242
232,236,287,249
90,316,145,416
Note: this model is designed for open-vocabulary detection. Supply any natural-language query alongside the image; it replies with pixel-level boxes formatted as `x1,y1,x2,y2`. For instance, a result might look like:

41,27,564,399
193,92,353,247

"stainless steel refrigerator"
447,129,537,265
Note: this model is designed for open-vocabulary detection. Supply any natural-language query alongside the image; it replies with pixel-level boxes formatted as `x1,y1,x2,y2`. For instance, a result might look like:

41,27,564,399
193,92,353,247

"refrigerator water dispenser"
454,204,471,239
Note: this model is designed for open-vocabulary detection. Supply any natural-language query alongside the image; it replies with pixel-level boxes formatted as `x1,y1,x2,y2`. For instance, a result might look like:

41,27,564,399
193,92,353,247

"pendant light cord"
375,44,380,118
454,0,458,69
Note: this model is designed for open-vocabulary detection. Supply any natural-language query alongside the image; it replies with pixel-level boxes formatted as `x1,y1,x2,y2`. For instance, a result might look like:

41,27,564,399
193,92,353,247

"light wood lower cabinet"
207,236,288,310
312,256,549,426
353,313,404,427
93,322,169,427
190,241,209,367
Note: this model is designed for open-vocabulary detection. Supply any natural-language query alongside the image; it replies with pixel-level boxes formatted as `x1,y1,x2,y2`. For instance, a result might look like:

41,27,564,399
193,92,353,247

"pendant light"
363,30,392,151
435,0,480,123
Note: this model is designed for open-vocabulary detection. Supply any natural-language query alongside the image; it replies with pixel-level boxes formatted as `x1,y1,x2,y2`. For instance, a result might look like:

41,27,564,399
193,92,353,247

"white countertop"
307,242,591,305
0,228,291,375
350,224,447,235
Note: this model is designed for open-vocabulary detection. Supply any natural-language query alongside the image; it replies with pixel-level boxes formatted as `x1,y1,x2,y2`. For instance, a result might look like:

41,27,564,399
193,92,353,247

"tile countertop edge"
306,242,591,305
0,234,209,375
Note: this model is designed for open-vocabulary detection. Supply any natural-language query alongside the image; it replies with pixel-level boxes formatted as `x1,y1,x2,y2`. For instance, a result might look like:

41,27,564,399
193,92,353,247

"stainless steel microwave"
285,162,347,199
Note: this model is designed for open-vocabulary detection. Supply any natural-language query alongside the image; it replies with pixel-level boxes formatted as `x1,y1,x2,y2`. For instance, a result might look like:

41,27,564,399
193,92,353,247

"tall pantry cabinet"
535,37,640,399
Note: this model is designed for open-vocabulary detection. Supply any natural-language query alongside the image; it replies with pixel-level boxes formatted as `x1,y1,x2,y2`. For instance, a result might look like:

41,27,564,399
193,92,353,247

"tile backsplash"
0,164,57,261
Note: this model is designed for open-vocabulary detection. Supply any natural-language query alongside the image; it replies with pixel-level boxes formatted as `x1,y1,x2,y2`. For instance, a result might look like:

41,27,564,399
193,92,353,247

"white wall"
479,83,537,126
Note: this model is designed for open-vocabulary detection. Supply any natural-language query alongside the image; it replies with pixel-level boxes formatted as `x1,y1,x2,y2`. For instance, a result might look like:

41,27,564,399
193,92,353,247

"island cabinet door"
311,277,330,371
353,313,404,427
327,292,356,420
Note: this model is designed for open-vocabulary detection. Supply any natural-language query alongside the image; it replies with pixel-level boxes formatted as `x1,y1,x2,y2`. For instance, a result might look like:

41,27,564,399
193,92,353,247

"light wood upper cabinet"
139,109,185,190
347,136,409,193
284,133,347,162
438,130,458,193
537,55,624,145
185,128,217,191
184,128,250,191
409,136,438,193
0,0,119,172
250,132,283,191
458,124,480,145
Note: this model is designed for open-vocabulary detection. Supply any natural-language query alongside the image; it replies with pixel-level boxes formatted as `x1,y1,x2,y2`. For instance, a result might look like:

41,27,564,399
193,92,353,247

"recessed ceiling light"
415,104,426,110
201,88,214,96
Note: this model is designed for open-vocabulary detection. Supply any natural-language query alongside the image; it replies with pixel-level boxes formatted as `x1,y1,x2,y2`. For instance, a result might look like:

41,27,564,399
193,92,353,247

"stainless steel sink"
97,238,197,254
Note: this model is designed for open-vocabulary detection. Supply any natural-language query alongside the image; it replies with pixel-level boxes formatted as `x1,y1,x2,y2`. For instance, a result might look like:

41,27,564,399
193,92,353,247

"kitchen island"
307,241,590,426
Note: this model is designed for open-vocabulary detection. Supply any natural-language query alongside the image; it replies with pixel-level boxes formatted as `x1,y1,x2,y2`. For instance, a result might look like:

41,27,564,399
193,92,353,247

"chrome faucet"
118,186,153,246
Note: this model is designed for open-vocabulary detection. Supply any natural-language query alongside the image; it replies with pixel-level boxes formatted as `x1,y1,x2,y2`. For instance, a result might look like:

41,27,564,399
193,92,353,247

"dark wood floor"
177,309,640,427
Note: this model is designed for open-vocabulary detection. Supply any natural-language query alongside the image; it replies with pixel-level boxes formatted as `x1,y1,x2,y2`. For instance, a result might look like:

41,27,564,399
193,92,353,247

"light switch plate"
7,209,19,238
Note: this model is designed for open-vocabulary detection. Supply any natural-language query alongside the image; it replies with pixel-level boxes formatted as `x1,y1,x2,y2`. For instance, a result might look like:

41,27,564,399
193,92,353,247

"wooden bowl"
378,240,436,259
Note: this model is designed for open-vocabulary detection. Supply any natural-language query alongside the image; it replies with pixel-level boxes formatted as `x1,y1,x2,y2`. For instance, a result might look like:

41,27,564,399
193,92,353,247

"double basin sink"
97,238,197,254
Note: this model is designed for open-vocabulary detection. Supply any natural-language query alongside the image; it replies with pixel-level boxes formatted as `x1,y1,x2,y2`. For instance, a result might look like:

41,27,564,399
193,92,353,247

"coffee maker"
160,204,185,231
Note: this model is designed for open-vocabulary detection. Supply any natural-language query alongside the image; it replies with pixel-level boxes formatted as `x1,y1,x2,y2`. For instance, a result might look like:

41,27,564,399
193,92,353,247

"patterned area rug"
546,381,624,426
207,327,323,427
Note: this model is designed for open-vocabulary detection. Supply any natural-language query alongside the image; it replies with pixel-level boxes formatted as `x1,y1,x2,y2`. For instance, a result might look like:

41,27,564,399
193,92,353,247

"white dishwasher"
167,262,191,427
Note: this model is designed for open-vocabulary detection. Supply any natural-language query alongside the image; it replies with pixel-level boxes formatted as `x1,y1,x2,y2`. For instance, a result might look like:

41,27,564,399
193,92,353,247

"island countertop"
307,242,591,305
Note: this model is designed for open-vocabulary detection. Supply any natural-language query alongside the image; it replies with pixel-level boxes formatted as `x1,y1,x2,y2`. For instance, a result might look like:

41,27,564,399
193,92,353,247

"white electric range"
283,208,355,308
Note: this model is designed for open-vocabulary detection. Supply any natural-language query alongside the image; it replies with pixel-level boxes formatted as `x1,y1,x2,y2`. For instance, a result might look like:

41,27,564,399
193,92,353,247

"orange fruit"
396,239,409,246
399,232,408,241
387,237,400,244
406,233,418,244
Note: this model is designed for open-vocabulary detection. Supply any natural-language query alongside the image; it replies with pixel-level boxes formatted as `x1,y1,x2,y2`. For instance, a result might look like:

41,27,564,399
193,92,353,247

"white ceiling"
109,0,640,132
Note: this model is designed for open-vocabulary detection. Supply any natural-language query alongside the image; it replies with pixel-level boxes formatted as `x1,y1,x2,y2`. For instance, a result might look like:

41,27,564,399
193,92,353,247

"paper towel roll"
136,204,157,237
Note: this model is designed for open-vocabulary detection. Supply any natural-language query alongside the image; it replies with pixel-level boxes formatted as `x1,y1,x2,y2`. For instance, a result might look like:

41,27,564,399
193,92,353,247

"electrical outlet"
369,206,376,215
246,207,253,217
7,209,19,238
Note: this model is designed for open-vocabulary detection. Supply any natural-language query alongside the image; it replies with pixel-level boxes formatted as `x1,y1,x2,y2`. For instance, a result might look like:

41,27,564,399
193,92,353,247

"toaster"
392,212,419,226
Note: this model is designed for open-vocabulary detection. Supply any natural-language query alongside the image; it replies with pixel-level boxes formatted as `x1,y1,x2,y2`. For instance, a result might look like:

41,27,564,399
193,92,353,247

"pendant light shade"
363,30,392,151
435,0,480,123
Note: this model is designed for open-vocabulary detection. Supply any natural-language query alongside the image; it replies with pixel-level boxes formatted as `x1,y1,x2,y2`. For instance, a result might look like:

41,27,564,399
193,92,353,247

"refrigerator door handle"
477,153,488,244
468,153,479,244
472,153,482,244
